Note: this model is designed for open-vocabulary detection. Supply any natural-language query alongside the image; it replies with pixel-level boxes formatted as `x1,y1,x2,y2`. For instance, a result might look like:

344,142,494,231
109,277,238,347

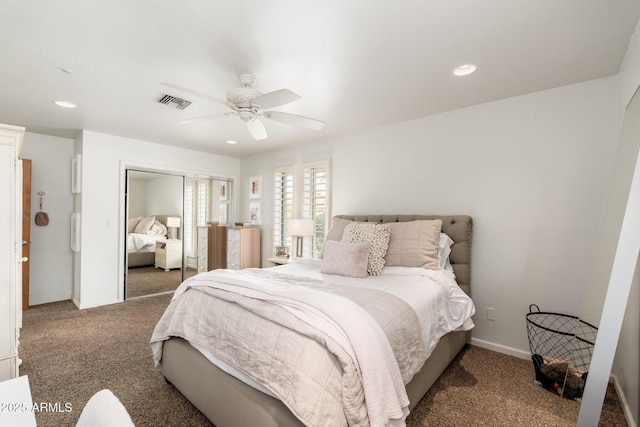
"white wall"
20,132,75,305
75,131,240,308
241,76,620,354
128,179,147,218
145,174,183,216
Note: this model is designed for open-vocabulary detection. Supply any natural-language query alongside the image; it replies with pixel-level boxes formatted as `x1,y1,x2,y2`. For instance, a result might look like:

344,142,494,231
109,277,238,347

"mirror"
184,177,233,274
573,87,640,424
124,172,235,298
125,170,185,298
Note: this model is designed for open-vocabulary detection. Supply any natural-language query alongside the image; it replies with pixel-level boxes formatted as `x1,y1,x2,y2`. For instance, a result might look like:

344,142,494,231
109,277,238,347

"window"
185,179,211,257
303,161,329,257
273,160,330,258
196,180,210,227
273,166,294,252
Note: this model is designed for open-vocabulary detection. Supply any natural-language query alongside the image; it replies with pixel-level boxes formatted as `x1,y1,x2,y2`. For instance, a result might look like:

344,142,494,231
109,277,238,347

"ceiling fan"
162,74,324,140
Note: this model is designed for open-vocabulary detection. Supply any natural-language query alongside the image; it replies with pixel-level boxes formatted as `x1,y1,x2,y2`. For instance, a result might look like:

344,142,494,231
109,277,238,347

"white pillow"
133,216,156,234
321,241,371,278
438,232,454,271
147,220,168,236
127,217,142,234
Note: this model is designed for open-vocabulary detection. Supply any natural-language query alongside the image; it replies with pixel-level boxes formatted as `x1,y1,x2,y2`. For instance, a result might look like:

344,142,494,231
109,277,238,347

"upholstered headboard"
334,215,472,296
153,215,179,227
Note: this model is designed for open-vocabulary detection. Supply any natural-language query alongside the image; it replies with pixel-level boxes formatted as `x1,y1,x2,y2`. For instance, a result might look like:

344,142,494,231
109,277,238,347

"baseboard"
612,374,637,427
76,298,122,310
470,337,531,360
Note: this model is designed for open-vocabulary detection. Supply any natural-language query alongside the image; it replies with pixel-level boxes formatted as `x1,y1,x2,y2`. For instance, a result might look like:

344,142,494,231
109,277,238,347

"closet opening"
123,168,234,299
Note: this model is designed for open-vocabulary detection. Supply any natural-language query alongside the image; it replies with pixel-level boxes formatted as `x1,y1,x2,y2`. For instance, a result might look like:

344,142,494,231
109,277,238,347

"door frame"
117,160,237,302
21,159,31,310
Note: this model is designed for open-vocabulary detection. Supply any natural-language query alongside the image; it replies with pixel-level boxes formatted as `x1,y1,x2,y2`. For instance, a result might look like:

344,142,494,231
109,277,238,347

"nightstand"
266,257,296,266
155,239,182,271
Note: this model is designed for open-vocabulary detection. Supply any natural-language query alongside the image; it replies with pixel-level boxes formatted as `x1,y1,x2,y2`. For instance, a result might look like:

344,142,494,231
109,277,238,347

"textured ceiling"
1,1,638,158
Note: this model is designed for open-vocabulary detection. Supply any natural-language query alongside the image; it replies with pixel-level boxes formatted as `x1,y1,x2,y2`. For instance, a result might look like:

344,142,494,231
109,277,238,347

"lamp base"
296,236,303,258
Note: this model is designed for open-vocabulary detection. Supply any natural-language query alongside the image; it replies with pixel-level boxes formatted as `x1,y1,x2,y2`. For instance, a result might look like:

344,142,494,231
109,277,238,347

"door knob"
20,257,28,262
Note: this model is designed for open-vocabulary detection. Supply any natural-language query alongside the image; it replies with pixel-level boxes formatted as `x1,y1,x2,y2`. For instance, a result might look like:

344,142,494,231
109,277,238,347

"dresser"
227,227,260,270
154,239,182,271
197,224,227,273
0,124,24,381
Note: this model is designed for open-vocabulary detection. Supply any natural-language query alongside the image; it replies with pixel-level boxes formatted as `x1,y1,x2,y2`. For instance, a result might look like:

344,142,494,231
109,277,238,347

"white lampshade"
166,217,181,228
287,219,314,237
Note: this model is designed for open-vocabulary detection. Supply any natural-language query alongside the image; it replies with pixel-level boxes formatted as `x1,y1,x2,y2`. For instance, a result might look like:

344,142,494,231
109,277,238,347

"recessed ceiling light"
53,100,77,109
452,64,478,77
226,140,238,144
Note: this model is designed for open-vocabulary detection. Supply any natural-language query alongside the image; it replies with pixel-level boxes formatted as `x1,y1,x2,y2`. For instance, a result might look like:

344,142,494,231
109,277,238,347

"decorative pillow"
320,241,371,278
133,216,156,234
384,220,442,270
318,217,353,258
127,217,142,234
438,232,454,270
342,222,390,276
147,220,168,236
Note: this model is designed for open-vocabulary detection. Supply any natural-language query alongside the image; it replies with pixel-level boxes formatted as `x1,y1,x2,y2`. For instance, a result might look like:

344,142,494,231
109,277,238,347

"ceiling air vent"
158,94,192,110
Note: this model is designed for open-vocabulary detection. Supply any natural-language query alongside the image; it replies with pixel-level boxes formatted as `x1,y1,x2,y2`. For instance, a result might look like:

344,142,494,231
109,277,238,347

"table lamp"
287,219,314,258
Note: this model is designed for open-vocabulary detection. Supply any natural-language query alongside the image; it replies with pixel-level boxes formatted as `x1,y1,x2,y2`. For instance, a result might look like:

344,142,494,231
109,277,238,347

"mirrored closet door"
125,170,186,298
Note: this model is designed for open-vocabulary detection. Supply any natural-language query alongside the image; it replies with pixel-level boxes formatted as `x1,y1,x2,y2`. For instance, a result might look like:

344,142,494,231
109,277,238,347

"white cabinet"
154,239,182,271
0,124,24,381
197,227,208,273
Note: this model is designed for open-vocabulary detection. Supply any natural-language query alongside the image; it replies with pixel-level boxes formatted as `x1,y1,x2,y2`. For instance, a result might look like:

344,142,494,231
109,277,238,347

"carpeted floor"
126,266,197,298
20,294,626,427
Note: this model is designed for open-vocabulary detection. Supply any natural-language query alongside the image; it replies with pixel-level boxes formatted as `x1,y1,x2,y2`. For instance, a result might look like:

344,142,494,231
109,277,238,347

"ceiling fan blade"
253,89,301,109
178,112,235,125
162,83,228,105
263,111,324,130
247,119,268,140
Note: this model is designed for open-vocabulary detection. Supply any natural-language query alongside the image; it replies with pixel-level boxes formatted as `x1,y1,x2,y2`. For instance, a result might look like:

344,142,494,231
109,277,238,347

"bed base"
161,330,467,427
127,251,155,268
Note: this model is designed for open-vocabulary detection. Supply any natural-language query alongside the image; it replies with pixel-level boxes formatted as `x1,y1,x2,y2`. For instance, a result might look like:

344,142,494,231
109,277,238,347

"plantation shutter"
184,183,195,256
273,166,295,252
196,180,209,227
302,160,330,258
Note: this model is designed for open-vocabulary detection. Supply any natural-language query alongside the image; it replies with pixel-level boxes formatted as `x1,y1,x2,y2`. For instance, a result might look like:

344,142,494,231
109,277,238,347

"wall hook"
37,191,46,210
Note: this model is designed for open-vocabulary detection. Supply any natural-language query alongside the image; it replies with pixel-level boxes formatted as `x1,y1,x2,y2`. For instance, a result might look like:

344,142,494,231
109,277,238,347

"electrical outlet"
486,307,496,321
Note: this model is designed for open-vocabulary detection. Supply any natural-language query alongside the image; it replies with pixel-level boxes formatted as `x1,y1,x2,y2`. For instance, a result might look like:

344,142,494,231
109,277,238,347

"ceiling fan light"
452,64,478,77
226,87,261,107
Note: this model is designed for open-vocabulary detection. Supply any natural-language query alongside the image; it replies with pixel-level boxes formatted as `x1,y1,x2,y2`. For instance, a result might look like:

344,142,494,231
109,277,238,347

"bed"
151,214,474,427
127,215,174,267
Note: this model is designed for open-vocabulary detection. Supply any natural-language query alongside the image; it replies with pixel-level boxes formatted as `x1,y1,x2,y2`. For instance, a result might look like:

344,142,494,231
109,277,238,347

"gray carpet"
20,294,626,426
127,266,197,298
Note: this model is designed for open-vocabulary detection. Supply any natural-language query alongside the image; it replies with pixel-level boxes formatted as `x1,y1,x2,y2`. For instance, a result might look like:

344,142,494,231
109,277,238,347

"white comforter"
127,233,162,253
151,259,475,427
279,259,475,356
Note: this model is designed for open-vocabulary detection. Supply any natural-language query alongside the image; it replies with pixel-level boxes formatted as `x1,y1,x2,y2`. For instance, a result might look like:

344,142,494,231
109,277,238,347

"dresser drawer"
227,253,240,269
227,229,240,242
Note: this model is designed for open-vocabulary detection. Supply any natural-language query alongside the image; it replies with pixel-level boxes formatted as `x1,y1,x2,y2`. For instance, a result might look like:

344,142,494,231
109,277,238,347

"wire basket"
526,304,598,401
